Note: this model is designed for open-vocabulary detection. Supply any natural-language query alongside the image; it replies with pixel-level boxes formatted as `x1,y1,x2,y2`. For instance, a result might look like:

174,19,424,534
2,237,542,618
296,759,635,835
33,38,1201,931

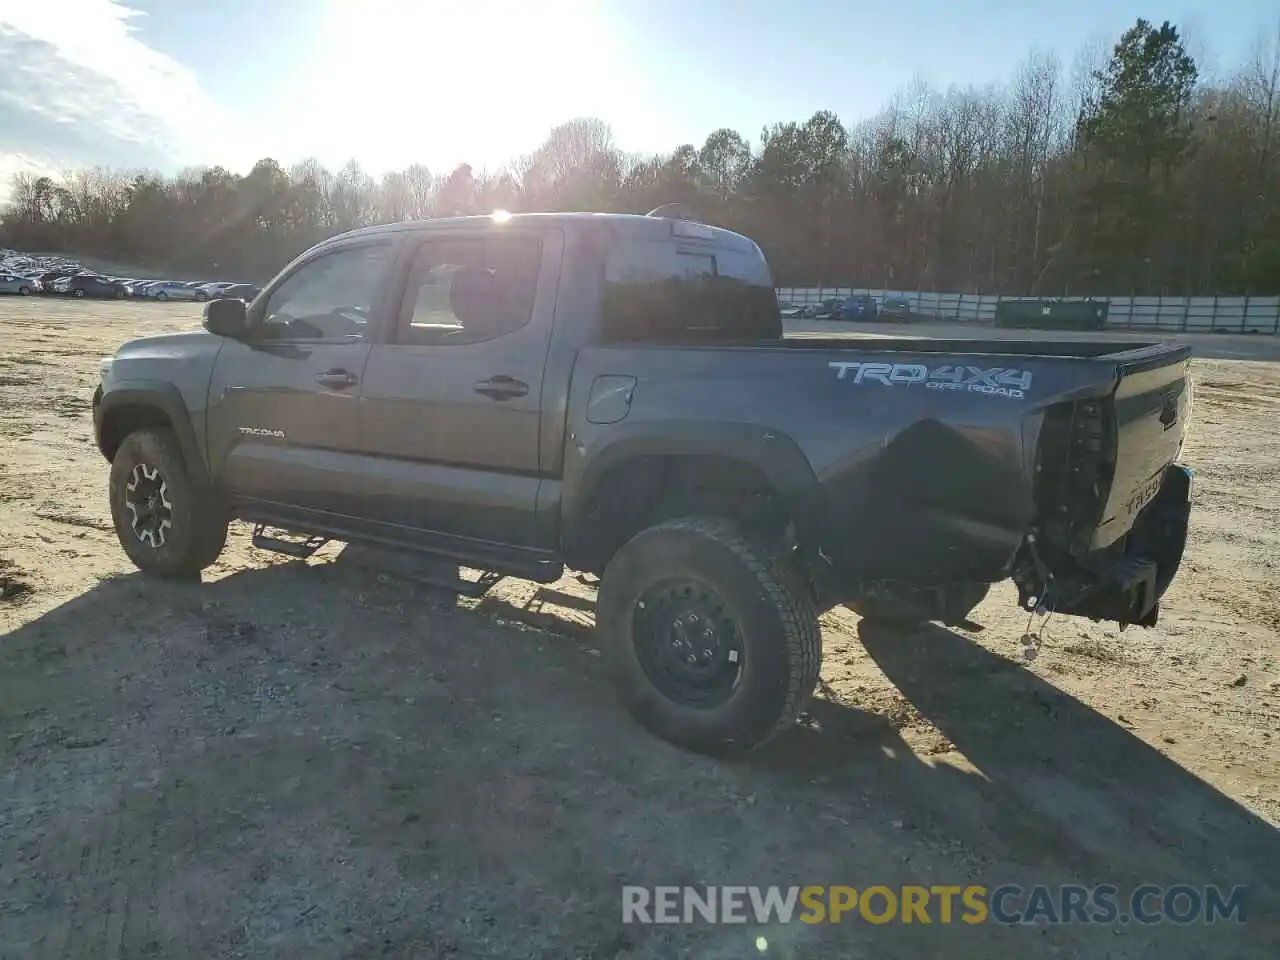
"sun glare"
306,0,630,174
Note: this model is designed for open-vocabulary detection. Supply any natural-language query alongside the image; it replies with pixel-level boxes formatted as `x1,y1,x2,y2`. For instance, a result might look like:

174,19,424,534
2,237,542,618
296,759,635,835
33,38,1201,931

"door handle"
316,369,358,389
473,375,529,400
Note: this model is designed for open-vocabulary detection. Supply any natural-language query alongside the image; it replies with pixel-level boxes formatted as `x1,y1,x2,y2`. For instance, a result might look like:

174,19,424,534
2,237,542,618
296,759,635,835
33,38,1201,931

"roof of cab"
326,211,760,253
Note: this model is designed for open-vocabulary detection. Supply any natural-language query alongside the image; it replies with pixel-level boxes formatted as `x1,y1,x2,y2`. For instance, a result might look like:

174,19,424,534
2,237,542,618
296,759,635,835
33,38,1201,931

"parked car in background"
197,281,244,299
838,295,878,321
179,281,217,300
68,275,129,299
213,283,261,301
141,281,204,301
36,270,76,292
0,273,37,295
810,297,845,320
778,300,806,319
880,296,914,320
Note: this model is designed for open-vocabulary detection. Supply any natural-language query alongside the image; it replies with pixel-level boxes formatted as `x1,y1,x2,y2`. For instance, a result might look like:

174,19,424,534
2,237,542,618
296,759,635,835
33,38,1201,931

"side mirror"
203,297,248,338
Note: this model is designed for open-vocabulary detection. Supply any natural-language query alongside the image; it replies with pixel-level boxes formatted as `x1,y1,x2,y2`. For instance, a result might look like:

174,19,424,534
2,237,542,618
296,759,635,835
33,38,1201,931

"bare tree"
2,18,1278,295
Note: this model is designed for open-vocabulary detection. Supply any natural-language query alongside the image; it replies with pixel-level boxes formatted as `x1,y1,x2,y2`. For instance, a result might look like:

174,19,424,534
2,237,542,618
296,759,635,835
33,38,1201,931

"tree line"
2,18,1277,295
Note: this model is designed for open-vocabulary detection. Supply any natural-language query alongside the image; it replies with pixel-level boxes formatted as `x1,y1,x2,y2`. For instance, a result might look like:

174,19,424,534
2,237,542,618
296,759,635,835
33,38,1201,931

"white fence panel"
1126,297,1163,329
1184,297,1217,331
1107,297,1135,326
776,288,1280,332
1245,296,1280,333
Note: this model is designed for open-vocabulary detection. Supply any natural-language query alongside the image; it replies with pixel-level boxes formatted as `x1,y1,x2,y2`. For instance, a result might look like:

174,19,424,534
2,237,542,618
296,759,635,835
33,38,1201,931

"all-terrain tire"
109,428,228,578
598,517,822,755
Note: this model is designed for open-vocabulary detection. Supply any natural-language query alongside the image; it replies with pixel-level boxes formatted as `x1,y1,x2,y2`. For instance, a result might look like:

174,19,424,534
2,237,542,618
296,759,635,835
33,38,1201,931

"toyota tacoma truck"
92,211,1194,754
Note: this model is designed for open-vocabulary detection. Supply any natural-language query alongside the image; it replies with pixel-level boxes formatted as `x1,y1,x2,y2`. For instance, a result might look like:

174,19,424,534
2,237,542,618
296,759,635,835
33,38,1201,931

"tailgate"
1091,344,1192,550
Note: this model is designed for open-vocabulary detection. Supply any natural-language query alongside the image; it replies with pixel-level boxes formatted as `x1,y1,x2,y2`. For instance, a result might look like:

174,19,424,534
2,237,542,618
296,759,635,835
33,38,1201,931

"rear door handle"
473,375,529,400
316,369,358,389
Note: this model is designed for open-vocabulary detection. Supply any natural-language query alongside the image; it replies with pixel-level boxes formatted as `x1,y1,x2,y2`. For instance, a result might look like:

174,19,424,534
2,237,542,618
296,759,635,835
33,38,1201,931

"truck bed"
567,335,1192,624
776,335,1188,364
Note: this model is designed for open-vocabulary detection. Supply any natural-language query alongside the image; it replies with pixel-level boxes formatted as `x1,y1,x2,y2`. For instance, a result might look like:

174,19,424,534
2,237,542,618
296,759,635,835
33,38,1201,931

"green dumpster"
994,298,1109,331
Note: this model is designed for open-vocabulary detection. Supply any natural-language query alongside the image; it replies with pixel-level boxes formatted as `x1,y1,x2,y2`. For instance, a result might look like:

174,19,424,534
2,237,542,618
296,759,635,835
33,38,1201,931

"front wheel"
156,291,168,301
73,288,85,298
109,428,228,578
598,517,822,755
195,291,208,301
18,286,30,296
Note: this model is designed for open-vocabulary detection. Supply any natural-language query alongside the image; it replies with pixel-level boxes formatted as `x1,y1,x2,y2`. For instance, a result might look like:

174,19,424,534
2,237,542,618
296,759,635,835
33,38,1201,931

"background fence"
775,288,1280,334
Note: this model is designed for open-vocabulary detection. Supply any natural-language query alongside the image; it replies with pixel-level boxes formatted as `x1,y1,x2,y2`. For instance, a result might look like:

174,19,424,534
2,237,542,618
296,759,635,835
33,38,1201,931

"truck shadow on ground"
479,584,1280,895
473,581,1280,893
2,564,1278,957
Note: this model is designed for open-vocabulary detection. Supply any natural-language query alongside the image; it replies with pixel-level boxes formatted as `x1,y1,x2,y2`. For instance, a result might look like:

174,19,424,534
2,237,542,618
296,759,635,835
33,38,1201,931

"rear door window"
601,238,780,343
394,233,543,346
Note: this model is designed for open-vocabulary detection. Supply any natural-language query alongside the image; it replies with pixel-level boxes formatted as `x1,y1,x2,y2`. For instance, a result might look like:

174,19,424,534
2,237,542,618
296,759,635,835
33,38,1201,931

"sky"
0,0,1273,197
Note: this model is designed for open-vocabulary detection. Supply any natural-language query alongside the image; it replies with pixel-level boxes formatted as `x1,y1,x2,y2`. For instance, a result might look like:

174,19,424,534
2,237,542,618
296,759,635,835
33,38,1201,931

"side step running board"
335,543,505,599
251,524,329,559
247,526,506,598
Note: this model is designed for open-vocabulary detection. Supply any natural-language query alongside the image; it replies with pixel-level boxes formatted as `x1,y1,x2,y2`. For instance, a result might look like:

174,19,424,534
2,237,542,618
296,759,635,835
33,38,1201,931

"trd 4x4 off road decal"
828,361,1033,399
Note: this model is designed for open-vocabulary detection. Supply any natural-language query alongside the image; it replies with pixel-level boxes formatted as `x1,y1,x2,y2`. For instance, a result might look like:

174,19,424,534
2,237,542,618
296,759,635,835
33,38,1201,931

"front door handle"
473,375,529,400
316,368,358,389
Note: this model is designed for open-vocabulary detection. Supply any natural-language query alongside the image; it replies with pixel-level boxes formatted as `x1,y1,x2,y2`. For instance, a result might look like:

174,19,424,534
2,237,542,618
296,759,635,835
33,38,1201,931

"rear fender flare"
564,421,821,551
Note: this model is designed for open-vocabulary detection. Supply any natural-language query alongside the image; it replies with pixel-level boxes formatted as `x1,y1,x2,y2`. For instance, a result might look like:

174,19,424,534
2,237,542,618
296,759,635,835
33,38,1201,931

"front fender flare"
95,379,206,480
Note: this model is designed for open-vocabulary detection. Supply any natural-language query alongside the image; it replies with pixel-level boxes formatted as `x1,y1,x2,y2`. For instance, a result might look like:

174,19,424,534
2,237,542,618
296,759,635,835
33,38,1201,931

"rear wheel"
195,291,208,301
73,288,85,298
156,291,168,301
109,428,228,578
598,517,821,754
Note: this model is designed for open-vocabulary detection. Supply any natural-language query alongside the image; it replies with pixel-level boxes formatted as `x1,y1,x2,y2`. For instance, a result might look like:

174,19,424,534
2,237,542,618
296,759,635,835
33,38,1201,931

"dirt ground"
1,300,1277,959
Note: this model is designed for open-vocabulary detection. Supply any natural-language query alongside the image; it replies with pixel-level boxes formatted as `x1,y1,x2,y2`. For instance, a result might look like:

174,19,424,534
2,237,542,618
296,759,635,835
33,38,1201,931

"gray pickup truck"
93,211,1194,753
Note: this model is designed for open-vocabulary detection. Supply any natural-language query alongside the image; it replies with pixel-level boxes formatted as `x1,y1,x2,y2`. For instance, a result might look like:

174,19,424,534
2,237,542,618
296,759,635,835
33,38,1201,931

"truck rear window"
600,240,781,344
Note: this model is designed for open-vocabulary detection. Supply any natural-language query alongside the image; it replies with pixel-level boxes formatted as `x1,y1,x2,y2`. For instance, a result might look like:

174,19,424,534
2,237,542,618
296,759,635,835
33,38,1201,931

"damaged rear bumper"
1016,464,1192,627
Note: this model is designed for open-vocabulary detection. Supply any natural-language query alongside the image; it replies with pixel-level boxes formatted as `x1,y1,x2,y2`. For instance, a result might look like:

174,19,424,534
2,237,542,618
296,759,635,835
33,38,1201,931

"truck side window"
601,241,781,343
258,243,392,342
396,235,542,346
